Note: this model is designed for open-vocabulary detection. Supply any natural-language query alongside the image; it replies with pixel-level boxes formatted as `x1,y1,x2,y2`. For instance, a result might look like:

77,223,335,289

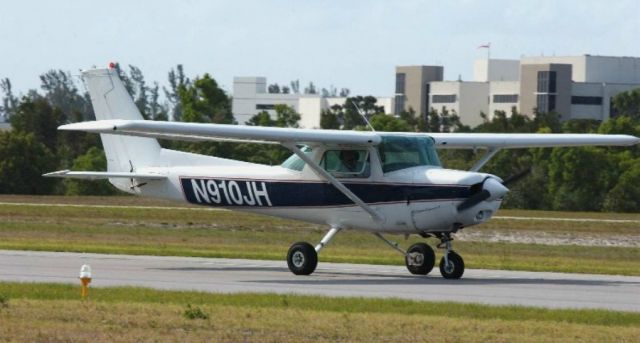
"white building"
395,55,640,127
232,77,394,129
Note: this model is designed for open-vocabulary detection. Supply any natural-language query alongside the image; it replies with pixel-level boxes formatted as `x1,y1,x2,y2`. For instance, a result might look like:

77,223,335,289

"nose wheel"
437,233,465,279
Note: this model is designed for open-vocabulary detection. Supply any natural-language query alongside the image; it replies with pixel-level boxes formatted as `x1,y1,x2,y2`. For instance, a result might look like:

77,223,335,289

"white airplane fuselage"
116,146,503,235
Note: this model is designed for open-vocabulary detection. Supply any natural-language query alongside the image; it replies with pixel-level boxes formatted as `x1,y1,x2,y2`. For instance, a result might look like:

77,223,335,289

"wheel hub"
292,251,305,268
408,252,424,266
444,261,454,274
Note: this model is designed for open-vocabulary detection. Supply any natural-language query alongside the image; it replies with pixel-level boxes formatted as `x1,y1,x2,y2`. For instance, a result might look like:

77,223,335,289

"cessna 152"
45,66,639,279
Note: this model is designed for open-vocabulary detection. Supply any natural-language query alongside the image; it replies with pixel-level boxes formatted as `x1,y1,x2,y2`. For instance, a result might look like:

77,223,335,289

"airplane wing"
59,120,381,146
427,133,639,149
43,170,166,180
59,119,639,149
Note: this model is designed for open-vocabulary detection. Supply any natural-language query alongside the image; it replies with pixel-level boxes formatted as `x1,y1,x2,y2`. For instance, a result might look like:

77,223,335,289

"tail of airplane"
82,66,161,173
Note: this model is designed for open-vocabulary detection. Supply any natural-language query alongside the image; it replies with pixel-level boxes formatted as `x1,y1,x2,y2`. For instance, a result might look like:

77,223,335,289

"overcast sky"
1,0,639,97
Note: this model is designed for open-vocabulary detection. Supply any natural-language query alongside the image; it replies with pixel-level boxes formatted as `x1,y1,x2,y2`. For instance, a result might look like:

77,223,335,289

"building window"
492,94,519,103
395,73,406,94
432,94,457,103
536,94,556,112
537,71,557,93
256,104,276,110
571,96,603,105
394,95,405,114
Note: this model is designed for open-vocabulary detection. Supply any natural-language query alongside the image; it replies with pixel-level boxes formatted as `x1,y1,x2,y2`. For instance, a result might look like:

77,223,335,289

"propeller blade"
502,167,532,187
457,189,491,211
457,178,509,212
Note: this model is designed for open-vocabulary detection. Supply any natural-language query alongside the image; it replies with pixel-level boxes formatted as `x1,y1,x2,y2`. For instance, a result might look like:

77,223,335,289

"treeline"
0,65,639,212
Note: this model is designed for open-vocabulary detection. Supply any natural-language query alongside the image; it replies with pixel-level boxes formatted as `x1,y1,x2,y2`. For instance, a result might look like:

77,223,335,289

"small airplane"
45,65,639,279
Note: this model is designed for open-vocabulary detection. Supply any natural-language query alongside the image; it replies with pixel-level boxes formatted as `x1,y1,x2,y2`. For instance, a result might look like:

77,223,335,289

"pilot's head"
340,150,359,170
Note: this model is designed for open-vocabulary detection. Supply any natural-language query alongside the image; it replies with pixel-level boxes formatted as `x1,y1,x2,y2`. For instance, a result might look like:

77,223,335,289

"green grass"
0,282,638,342
0,195,639,276
1,282,638,326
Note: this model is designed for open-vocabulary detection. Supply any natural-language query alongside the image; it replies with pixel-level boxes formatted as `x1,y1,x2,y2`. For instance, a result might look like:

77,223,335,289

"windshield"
281,146,312,171
378,135,441,173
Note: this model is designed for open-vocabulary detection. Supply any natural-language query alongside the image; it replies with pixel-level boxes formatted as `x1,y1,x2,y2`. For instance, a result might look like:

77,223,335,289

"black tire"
287,242,318,275
439,251,465,279
405,243,436,275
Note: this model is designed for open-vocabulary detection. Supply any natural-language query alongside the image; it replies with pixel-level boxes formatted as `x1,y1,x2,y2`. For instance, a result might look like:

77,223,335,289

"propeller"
501,167,532,187
457,167,532,212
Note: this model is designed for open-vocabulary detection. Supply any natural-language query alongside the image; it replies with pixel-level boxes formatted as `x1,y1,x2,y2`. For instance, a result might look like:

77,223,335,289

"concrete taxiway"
1,250,638,312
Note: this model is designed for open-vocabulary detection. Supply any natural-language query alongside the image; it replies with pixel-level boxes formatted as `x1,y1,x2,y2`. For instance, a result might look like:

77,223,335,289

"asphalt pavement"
1,250,638,312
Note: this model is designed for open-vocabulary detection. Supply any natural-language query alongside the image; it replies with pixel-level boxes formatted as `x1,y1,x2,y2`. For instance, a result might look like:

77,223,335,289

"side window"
320,150,370,178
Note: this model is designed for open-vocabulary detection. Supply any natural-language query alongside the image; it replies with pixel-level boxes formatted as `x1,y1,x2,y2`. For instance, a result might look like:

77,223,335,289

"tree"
273,104,300,128
341,96,384,130
304,81,317,95
164,64,190,121
548,147,617,211
0,131,57,194
148,82,168,121
10,96,63,152
39,70,93,122
612,88,640,119
370,114,411,132
247,105,300,128
320,108,340,129
65,147,118,195
179,73,233,124
290,80,300,94
426,107,468,132
0,78,18,120
129,65,149,119
268,84,281,94
246,111,274,127
603,162,640,212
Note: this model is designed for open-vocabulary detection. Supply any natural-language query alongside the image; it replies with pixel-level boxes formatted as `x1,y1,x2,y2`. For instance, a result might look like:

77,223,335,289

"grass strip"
0,281,638,327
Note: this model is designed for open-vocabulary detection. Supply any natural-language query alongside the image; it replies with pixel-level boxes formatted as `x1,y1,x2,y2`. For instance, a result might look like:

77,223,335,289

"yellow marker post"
79,264,92,299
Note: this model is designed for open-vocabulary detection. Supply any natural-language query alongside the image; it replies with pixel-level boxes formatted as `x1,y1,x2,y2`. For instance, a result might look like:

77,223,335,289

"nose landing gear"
436,233,465,279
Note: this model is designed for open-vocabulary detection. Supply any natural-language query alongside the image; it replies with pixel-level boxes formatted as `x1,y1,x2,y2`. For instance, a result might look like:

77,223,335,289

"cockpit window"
378,136,441,173
281,146,312,171
320,150,370,178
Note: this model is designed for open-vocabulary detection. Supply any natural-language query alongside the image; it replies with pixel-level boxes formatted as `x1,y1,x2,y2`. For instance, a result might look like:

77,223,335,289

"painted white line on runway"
1,201,639,224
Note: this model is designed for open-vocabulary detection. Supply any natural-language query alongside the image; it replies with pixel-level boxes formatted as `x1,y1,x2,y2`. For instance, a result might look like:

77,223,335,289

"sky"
1,0,639,97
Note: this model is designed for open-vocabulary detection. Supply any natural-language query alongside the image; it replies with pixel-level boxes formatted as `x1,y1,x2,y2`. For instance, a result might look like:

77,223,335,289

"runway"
1,250,639,312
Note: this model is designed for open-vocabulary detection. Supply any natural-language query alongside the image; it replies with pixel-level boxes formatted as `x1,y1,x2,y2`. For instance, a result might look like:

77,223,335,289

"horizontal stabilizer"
43,170,166,180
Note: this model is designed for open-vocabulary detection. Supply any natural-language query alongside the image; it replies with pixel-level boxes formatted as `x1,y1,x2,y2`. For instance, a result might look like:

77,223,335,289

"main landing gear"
286,228,464,279
286,227,341,275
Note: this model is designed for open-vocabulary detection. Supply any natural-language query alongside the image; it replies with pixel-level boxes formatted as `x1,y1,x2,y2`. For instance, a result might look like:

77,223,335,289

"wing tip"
42,170,70,178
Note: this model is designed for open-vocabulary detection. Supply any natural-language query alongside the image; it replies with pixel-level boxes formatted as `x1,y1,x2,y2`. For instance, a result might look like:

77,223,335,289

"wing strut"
470,147,501,172
284,143,385,223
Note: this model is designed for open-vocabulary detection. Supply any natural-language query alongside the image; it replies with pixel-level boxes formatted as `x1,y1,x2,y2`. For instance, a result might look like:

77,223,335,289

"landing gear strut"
436,233,465,279
373,233,436,276
286,227,341,275
374,232,464,279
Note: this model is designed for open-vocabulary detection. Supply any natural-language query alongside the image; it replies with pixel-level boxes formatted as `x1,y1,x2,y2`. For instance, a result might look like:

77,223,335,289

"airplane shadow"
150,266,639,287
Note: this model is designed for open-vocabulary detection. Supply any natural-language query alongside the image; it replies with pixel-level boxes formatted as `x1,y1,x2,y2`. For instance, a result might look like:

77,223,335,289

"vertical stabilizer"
82,66,161,191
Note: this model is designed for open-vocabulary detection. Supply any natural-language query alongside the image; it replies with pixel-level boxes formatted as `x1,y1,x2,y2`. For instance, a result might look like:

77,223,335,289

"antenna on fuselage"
352,101,376,132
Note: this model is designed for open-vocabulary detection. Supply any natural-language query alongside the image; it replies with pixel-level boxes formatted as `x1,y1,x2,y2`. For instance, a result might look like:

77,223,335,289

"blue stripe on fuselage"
180,177,470,208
